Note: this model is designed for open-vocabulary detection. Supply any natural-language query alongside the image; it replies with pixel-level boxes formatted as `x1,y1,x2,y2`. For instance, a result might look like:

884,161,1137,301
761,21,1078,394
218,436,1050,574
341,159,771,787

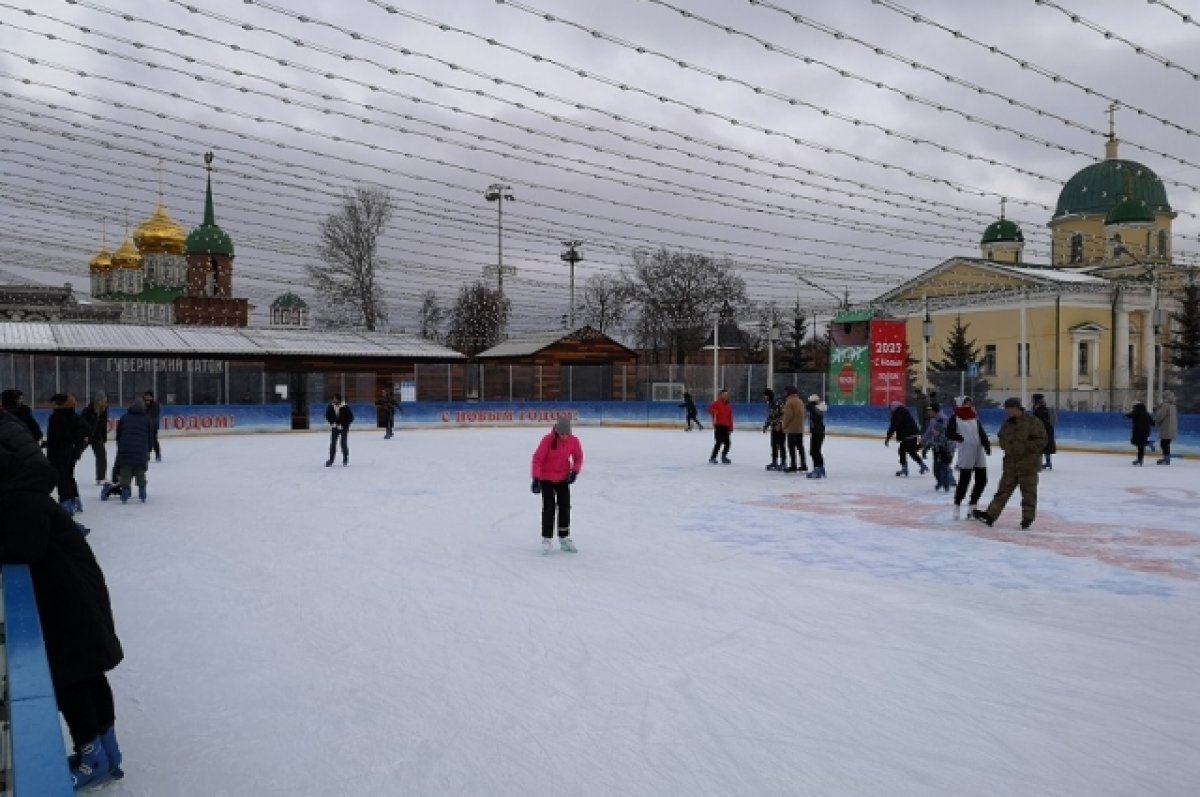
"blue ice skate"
120,486,131,503
138,485,147,503
70,737,113,790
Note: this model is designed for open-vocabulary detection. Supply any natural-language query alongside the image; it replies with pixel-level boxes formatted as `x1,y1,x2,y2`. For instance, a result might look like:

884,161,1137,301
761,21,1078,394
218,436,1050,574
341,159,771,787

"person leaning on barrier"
0,407,126,789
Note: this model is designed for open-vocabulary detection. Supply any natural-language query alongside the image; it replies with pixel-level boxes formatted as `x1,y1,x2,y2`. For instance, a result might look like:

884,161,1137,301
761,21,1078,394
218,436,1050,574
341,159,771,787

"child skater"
531,416,584,554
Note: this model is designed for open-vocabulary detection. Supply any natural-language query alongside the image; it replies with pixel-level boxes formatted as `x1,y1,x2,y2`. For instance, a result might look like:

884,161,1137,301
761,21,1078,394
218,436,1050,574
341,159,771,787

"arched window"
1157,229,1169,258
1070,233,1084,263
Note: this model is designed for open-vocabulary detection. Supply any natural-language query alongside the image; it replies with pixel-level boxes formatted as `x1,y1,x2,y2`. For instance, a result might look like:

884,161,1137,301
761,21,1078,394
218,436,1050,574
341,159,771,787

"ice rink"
81,426,1198,796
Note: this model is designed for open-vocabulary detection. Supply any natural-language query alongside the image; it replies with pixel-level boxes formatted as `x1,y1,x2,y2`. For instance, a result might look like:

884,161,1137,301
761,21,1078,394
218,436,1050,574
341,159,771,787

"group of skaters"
1126,390,1179,466
0,390,132,789
679,388,828,477
0,388,163,512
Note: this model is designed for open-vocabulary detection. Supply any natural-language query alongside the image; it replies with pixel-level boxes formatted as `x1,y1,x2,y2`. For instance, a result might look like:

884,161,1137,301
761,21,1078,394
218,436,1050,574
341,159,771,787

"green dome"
1054,158,1171,219
1105,197,1156,227
185,224,234,256
271,292,308,310
981,218,1024,245
186,159,235,256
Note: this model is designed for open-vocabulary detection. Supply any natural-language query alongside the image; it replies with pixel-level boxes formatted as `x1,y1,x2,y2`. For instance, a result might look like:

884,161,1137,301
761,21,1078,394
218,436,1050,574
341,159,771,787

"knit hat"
0,389,21,406
808,394,820,403
555,416,572,436
784,385,798,395
1003,397,1022,409
1162,390,1175,402
93,391,107,402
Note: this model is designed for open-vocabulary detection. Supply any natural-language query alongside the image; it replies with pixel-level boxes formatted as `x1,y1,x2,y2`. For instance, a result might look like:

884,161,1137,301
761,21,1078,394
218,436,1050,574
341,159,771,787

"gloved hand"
531,478,541,495
567,471,577,485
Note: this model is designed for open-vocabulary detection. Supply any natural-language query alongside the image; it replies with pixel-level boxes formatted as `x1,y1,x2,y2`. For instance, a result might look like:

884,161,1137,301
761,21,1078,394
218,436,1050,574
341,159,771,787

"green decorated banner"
828,345,870,406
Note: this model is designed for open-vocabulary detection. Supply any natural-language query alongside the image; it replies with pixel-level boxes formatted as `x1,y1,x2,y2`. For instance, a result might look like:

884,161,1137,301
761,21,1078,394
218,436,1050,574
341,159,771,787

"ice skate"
100,726,124,780
784,465,798,473
1020,519,1033,530
765,463,779,471
918,464,929,475
971,509,994,527
895,467,908,477
541,539,553,555
1132,460,1144,466
325,459,333,467
99,483,115,501
708,457,718,464
720,457,732,465
138,485,147,503
559,538,578,553
1155,457,1171,466
70,737,113,790
119,486,131,503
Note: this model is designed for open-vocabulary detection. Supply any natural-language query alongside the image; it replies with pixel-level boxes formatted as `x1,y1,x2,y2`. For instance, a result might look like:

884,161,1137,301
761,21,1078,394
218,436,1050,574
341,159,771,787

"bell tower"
174,152,249,326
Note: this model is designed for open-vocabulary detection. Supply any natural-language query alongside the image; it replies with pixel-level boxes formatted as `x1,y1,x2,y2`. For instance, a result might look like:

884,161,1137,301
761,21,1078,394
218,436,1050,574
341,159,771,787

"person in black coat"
81,393,109,485
885,401,927,477
141,391,162,463
325,393,354,467
104,401,150,503
1031,393,1058,471
375,389,398,440
0,408,125,788
1,388,43,444
45,393,90,515
679,391,702,431
1125,402,1155,466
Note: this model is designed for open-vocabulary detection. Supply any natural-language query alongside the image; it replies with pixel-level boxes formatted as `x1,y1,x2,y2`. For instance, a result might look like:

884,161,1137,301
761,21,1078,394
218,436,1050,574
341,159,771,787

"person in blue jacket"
101,401,150,503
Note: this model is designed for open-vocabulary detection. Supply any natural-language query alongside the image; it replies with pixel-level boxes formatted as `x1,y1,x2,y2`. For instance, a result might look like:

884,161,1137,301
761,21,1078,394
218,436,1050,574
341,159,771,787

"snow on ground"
80,426,1198,796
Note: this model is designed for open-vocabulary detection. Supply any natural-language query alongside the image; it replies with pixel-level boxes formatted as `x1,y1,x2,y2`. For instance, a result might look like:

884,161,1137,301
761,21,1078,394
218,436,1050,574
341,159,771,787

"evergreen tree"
1168,279,1200,412
930,316,995,406
780,301,811,373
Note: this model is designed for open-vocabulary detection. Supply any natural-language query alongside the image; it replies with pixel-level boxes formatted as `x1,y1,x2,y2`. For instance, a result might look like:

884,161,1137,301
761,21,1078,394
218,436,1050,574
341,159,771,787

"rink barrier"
35,402,1194,455
0,565,74,796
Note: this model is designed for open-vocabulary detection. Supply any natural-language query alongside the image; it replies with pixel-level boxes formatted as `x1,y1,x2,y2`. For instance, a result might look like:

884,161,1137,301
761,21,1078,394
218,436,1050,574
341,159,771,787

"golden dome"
88,245,113,272
111,237,143,269
134,203,187,255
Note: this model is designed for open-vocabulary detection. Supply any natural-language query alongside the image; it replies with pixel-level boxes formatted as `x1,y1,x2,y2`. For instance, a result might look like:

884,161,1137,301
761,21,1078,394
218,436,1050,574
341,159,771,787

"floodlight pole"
484,183,515,294
560,240,583,329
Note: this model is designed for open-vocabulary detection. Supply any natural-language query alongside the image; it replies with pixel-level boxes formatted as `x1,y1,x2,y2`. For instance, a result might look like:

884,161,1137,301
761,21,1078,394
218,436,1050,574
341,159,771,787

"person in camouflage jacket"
973,397,1047,530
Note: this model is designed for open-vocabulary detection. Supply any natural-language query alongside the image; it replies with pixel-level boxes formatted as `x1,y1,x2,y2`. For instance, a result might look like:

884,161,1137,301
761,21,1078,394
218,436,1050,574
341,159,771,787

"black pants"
540,480,571,538
328,428,349,462
147,429,161,460
898,437,925,469
686,411,702,430
954,467,988,505
1162,439,1172,459
786,433,807,469
1135,443,1147,463
810,431,825,470
91,441,107,483
382,412,395,436
710,426,731,460
51,455,80,502
769,430,786,464
57,673,115,748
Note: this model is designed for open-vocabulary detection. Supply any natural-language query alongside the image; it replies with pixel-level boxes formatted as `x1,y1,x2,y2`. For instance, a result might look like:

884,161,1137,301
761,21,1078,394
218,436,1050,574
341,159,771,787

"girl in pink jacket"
531,416,584,554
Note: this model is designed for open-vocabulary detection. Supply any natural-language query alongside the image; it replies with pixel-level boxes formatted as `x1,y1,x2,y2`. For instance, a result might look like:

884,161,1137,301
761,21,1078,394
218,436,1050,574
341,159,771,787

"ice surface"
82,428,1198,796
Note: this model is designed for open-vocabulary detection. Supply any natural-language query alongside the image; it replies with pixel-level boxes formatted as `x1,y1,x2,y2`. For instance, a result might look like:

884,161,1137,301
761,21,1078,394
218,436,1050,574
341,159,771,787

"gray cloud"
0,0,1196,331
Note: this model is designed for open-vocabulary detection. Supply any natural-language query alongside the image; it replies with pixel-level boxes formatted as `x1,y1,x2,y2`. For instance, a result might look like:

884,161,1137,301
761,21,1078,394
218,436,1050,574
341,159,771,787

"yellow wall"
1049,212,1172,267
907,301,1128,395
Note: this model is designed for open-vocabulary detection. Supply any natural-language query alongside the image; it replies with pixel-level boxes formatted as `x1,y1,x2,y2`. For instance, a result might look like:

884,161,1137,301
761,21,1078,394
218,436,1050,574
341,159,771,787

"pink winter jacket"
531,431,584,483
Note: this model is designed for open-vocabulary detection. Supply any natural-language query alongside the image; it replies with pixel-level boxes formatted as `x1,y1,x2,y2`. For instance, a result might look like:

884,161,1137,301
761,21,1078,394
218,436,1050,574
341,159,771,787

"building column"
1113,295,1130,389
1070,337,1080,390
1141,308,1155,403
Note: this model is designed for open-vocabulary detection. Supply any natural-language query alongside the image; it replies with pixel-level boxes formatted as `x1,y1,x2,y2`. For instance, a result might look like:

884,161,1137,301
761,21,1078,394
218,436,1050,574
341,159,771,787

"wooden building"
474,327,638,401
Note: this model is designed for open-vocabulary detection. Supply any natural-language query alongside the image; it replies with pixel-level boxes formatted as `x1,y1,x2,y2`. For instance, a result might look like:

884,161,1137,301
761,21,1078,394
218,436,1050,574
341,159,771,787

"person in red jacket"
708,389,734,464
531,416,584,554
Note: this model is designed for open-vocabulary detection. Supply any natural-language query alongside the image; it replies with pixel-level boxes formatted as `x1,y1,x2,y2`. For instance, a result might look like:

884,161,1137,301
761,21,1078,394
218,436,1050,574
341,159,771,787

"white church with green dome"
872,123,1187,412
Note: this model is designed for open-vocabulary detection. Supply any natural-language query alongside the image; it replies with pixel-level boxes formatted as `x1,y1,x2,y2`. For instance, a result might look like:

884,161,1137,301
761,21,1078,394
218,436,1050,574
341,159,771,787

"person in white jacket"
945,396,991,519
1154,390,1179,465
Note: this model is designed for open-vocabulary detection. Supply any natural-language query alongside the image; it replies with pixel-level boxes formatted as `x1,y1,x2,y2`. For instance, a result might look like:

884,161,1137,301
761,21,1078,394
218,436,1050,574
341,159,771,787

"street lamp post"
560,240,583,330
922,298,934,395
767,322,780,395
484,183,516,294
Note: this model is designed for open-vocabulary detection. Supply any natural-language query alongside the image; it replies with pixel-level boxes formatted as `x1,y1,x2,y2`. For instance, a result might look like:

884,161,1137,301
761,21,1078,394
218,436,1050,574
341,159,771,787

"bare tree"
623,248,748,361
417,290,446,342
445,281,511,356
581,273,628,334
307,185,393,331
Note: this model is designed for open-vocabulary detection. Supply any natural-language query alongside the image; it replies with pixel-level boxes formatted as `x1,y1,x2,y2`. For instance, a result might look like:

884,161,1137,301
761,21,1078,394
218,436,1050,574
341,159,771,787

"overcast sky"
1,0,1198,330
